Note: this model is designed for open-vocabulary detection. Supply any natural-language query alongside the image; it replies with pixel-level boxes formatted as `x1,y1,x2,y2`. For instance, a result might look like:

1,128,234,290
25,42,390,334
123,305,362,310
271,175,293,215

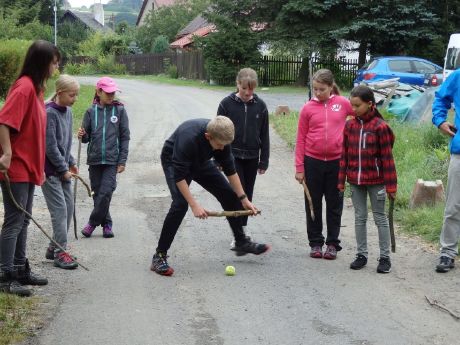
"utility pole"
54,0,57,46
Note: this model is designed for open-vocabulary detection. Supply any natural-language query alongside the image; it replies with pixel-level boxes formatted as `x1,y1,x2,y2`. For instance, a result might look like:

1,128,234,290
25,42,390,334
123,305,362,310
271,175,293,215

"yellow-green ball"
225,265,235,276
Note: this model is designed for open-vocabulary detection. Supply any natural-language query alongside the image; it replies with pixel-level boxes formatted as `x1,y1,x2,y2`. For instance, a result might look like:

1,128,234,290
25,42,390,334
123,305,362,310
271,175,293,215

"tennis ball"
225,265,235,276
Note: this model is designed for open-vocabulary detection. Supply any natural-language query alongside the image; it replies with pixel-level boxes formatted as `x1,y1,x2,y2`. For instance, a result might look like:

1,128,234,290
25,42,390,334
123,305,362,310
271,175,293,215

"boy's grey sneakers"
377,257,391,273
231,240,270,256
436,256,455,273
350,254,367,270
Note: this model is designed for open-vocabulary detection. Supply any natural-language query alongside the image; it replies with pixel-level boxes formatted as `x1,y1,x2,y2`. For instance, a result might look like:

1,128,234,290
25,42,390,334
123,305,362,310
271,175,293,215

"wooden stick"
3,173,89,271
71,173,94,197
72,137,82,240
206,210,261,217
302,180,315,221
425,295,460,320
389,198,396,253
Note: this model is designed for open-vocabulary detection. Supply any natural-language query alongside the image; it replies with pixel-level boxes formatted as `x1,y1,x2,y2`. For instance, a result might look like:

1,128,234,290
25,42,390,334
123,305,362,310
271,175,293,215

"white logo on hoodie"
331,104,342,112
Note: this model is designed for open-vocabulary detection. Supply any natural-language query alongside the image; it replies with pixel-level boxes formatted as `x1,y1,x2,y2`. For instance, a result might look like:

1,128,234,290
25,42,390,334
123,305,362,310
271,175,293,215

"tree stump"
409,179,445,209
275,105,290,116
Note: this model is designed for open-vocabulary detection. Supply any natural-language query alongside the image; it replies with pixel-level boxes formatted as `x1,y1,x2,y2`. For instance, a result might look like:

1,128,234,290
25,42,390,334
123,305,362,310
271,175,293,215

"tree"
200,0,263,83
151,35,169,53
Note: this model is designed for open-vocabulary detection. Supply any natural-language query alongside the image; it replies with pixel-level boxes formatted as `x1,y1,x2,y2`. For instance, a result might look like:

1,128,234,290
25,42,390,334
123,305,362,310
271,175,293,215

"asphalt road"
22,77,460,345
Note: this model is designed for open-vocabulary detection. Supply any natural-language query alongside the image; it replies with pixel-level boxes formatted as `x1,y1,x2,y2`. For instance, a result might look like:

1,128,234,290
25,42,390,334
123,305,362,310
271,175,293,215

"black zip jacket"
217,93,270,170
162,119,236,183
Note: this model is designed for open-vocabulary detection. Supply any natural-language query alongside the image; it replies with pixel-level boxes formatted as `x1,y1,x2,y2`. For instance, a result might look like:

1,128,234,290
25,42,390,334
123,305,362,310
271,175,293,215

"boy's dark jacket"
81,102,130,166
217,93,270,170
338,109,397,193
162,118,236,183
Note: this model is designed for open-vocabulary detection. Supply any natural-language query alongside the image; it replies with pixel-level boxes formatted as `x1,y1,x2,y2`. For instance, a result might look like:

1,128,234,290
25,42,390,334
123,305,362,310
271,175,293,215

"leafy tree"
200,0,262,83
56,21,89,58
151,35,170,53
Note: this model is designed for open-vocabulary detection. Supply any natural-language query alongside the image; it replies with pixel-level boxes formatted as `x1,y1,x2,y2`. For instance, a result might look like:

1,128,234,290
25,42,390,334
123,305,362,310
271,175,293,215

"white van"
444,33,460,80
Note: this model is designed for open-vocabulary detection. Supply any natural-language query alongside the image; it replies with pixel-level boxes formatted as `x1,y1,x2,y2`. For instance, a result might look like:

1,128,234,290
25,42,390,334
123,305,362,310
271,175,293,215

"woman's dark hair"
350,85,376,104
17,40,60,95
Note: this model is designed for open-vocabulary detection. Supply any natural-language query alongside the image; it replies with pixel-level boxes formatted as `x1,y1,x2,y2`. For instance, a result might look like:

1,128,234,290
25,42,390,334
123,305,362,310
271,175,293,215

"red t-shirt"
0,76,46,185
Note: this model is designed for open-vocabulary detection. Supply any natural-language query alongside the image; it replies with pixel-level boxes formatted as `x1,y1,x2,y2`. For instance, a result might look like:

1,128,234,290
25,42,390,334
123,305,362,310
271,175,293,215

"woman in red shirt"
0,40,60,296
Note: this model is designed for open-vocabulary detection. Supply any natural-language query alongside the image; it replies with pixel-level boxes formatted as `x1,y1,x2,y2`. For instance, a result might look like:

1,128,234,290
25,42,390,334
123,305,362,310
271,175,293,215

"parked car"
354,56,442,86
423,68,444,87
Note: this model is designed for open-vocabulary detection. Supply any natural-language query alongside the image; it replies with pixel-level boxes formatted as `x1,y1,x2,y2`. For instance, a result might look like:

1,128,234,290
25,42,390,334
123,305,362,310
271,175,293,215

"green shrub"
63,62,81,75
167,65,178,79
0,39,31,98
152,35,170,53
96,55,126,74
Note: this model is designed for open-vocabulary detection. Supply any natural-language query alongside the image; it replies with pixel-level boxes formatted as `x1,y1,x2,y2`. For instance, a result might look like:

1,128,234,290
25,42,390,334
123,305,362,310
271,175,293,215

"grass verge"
271,110,450,245
0,294,41,345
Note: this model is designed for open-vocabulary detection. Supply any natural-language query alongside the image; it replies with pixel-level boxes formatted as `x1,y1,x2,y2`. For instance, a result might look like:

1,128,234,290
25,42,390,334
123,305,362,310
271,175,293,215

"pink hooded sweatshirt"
295,95,353,173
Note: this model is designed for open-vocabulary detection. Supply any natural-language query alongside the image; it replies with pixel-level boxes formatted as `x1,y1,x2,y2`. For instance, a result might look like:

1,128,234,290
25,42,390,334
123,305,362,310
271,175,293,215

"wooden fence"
116,51,207,80
66,52,360,88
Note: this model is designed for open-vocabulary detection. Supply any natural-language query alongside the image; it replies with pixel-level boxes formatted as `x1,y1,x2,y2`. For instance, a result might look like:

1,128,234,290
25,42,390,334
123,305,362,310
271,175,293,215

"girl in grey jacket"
42,75,80,270
78,77,130,239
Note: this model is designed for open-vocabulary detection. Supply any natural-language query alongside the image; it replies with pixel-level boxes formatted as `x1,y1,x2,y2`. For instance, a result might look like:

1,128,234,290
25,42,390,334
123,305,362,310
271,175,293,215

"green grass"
72,85,95,130
271,110,451,245
0,294,40,345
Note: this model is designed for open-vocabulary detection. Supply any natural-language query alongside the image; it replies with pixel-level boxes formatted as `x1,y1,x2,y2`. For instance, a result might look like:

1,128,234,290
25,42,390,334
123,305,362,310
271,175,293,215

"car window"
365,60,378,70
446,48,460,70
413,61,436,74
388,60,412,73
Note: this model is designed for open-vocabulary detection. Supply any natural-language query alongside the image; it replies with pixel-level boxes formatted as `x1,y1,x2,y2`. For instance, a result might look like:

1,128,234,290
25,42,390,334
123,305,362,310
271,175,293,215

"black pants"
88,164,117,227
234,158,259,226
156,151,246,253
304,156,343,250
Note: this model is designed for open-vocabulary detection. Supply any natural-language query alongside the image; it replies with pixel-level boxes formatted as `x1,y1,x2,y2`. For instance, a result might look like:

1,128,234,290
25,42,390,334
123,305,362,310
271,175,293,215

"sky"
67,0,110,8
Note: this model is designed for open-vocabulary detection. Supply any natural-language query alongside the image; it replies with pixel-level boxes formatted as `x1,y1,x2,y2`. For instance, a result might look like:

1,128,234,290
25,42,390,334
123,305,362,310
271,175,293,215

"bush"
167,65,178,79
63,56,126,75
152,35,170,53
0,39,31,98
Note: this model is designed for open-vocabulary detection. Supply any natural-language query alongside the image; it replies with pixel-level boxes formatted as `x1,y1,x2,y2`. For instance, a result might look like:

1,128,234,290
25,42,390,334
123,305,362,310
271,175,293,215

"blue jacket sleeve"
432,72,458,128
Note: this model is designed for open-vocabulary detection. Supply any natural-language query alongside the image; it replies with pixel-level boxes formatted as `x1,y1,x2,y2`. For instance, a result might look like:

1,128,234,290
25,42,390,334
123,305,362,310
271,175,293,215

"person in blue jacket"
432,69,460,273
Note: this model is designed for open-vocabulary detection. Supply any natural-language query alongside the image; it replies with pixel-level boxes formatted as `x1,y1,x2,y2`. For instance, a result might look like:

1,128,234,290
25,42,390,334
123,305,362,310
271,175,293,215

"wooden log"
275,105,290,116
409,179,445,209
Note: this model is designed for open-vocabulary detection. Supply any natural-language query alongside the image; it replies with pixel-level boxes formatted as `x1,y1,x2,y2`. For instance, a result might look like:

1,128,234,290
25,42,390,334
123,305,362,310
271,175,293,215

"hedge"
0,40,31,98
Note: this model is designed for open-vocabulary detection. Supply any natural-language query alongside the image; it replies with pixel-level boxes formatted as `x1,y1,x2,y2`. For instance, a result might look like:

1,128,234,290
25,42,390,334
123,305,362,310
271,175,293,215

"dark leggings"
304,156,343,250
234,158,259,226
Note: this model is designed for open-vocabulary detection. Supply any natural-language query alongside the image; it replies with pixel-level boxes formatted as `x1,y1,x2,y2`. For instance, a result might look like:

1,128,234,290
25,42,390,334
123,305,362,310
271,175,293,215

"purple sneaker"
81,224,96,238
102,224,114,238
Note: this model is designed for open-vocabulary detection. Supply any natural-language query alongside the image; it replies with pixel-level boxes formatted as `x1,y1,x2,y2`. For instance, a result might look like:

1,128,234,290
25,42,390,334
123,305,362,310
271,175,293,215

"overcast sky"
67,0,110,8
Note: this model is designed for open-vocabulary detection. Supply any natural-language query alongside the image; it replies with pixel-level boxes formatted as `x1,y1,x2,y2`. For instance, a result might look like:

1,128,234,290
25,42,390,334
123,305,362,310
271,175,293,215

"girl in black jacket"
217,68,270,232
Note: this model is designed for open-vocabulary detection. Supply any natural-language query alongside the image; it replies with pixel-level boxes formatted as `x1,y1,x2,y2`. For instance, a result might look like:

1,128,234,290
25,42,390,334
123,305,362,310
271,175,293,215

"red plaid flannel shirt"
338,110,397,193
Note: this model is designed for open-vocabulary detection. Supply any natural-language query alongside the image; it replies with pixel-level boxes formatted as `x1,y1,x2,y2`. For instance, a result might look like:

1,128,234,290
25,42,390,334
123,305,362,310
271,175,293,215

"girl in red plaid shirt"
338,85,397,273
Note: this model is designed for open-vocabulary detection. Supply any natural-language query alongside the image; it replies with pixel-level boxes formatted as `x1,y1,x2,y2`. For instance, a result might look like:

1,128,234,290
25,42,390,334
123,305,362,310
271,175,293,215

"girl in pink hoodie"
295,69,353,260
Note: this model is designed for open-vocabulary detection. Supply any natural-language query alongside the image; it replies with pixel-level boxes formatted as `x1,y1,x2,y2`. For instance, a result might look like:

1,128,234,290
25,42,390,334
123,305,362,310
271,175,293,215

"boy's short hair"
207,116,235,144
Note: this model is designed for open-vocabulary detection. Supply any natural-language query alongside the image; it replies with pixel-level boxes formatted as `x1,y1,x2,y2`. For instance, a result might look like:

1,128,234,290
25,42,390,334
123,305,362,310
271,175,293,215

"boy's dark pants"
156,154,247,253
234,158,259,227
88,165,117,227
304,156,343,250
0,182,34,272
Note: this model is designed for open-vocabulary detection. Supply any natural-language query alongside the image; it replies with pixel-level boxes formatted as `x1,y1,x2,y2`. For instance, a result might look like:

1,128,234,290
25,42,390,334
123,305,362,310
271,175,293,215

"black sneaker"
16,260,48,285
436,256,455,273
231,240,270,257
0,272,32,297
377,257,391,273
350,254,367,270
150,252,174,276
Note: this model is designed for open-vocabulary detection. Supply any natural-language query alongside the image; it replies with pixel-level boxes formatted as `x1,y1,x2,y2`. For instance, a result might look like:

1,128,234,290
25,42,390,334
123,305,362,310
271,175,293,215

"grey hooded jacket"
81,103,130,166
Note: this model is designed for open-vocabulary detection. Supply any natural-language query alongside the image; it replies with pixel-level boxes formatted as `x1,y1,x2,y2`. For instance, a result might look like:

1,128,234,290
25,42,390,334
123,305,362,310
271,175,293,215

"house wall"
93,3,104,26
137,0,154,26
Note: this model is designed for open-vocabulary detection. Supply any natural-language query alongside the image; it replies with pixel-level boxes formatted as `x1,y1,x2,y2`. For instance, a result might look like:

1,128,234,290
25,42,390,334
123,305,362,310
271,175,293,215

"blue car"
354,56,442,86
